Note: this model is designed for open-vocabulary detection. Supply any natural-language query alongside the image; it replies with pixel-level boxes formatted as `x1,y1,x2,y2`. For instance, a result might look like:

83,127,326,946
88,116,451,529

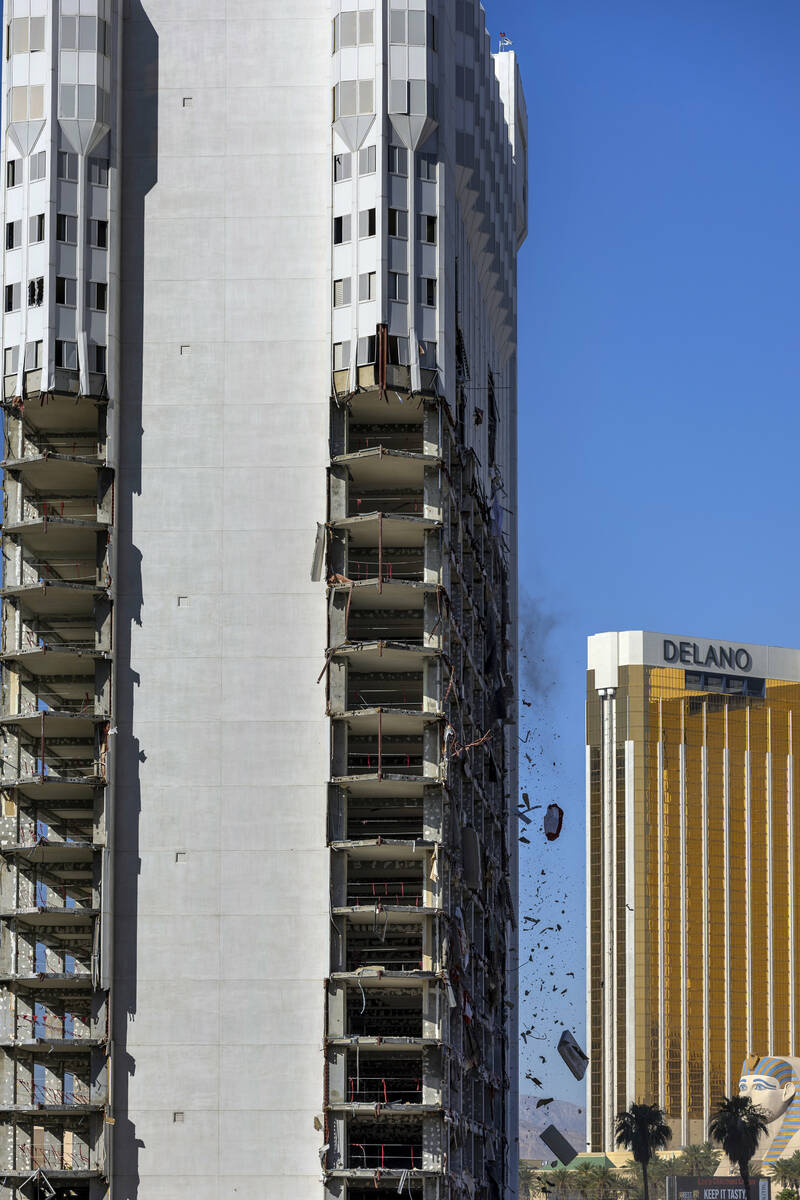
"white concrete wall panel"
117,2,330,1195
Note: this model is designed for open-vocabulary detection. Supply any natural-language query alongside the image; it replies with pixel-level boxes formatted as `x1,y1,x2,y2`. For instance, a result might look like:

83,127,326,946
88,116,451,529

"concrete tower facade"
587,632,800,1152
0,4,526,1198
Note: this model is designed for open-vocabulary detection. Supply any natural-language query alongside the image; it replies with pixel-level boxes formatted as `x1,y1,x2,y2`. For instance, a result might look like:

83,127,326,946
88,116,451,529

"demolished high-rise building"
0,4,527,1197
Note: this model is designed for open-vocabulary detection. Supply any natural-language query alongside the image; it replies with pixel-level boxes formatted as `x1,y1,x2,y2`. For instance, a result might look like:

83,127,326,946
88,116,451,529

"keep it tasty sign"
668,1178,770,1200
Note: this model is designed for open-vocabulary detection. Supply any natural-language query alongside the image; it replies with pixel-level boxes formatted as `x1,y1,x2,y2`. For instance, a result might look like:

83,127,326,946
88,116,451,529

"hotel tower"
0,3,526,1198
587,631,800,1150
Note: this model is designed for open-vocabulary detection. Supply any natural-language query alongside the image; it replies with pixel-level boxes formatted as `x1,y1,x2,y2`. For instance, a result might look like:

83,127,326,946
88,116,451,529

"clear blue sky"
481,0,800,1113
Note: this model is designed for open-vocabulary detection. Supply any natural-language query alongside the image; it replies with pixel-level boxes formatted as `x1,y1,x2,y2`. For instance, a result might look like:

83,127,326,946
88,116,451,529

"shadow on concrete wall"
113,4,157,1196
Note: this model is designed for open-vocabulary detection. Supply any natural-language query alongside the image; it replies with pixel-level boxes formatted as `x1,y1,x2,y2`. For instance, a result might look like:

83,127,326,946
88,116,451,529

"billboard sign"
667,1178,769,1200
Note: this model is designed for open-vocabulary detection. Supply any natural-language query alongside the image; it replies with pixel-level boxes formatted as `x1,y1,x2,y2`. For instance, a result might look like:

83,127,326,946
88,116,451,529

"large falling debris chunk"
544,802,564,841
558,1029,589,1080
540,1124,579,1166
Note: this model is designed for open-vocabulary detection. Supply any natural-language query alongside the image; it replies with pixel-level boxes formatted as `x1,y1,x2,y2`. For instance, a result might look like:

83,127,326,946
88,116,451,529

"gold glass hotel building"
587,631,800,1150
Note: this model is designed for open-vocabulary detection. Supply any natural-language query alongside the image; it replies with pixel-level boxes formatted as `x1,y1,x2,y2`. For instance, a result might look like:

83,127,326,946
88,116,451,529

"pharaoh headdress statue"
737,1055,800,1165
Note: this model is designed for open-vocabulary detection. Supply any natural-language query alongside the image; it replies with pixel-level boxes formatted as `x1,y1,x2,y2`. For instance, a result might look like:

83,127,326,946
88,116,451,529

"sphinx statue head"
738,1055,800,1164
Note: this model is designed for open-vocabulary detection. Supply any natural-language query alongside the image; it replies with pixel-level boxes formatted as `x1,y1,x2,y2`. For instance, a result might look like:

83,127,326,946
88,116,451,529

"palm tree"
780,1150,800,1195
572,1163,602,1200
532,1167,575,1200
647,1156,674,1200
771,1163,796,1196
519,1163,539,1200
615,1102,672,1200
615,1165,644,1200
708,1095,769,1192
582,1165,620,1200
548,1167,578,1200
676,1143,722,1177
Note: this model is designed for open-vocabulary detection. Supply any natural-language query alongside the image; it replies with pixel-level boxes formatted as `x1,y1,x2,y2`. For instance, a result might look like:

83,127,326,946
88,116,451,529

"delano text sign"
662,639,753,673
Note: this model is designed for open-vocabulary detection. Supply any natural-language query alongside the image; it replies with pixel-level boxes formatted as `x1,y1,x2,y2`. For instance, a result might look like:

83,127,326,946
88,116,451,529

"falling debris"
540,1124,579,1165
558,1029,589,1080
544,802,564,841
536,1096,554,1109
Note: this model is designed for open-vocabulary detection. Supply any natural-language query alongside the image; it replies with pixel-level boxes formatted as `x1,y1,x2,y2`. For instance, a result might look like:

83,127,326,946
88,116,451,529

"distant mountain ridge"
519,1095,587,1162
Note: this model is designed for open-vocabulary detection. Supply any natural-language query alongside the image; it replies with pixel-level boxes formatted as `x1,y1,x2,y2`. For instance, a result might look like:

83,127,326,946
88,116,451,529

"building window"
418,155,437,181
358,80,374,114
388,208,408,238
420,340,437,366
332,11,356,49
333,277,352,307
27,278,44,307
60,15,76,48
57,214,78,244
359,11,374,42
421,215,437,244
6,160,19,188
333,341,350,371
60,84,98,120
421,277,436,307
55,276,77,307
4,347,18,376
332,10,373,49
29,214,45,243
389,80,407,115
388,146,408,177
333,152,351,182
58,151,78,182
388,271,408,302
456,1,475,36
87,281,107,311
29,151,46,181
456,65,476,101
408,10,426,44
88,219,108,248
11,85,44,122
4,283,20,312
359,145,376,175
88,157,109,186
61,15,106,52
333,80,357,119
55,340,78,369
358,271,376,302
90,344,107,373
409,79,436,117
24,340,42,369
357,335,376,365
389,10,436,49
388,336,409,365
358,208,376,238
389,9,406,42
11,17,45,53
5,220,21,250
333,214,351,245
11,18,27,53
